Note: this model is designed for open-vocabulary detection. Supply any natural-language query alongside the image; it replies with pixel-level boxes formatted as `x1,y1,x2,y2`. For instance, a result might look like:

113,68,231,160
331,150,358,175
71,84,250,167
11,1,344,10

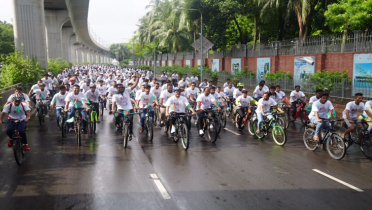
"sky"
0,0,150,45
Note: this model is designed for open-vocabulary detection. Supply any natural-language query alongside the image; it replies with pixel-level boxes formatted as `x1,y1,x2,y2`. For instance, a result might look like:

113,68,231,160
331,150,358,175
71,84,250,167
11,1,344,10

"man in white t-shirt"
290,85,306,119
235,90,254,130
196,88,221,135
159,84,174,126
309,89,323,104
190,74,199,85
341,93,372,139
85,84,101,122
171,72,178,86
178,77,187,87
308,92,334,141
137,85,158,132
363,101,372,132
165,88,196,134
253,83,266,99
64,85,90,133
50,86,68,129
150,82,162,100
269,86,282,104
256,92,284,134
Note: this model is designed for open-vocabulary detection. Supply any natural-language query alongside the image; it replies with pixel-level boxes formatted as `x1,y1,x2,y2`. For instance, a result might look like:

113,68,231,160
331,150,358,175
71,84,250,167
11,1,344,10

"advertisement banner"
212,59,220,72
257,58,271,79
353,54,372,97
294,56,316,84
185,60,191,67
231,58,242,75
168,60,173,67
162,60,165,66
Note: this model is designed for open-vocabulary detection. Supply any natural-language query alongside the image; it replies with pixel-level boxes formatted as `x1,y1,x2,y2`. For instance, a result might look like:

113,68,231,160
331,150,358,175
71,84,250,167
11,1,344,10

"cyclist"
309,89,324,105
179,84,188,98
178,77,187,87
275,85,286,99
171,72,178,86
190,74,199,85
256,92,284,134
308,92,334,141
256,80,269,92
199,79,209,91
64,85,90,133
50,85,67,130
97,79,108,110
80,78,91,93
223,78,232,88
269,86,282,103
7,87,31,107
363,100,372,132
150,82,162,100
196,88,222,135
165,87,196,135
253,83,265,99
161,73,167,86
85,84,101,123
210,86,225,108
290,85,306,120
0,96,31,150
106,81,118,111
162,80,173,90
137,85,158,132
341,93,372,139
233,83,244,99
34,83,50,117
235,90,254,130
159,84,175,126
41,73,53,91
65,83,72,94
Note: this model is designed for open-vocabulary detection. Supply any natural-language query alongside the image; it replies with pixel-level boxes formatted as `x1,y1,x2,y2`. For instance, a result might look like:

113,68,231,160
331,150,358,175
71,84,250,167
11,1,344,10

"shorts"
344,117,359,127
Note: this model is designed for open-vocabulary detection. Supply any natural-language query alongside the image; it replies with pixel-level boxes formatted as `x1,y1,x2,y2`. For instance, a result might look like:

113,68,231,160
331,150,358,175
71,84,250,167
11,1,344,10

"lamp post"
153,39,156,77
176,8,203,82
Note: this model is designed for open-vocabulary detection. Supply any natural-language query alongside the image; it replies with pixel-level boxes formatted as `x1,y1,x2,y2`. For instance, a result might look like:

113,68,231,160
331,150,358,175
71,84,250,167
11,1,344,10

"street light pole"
153,39,156,77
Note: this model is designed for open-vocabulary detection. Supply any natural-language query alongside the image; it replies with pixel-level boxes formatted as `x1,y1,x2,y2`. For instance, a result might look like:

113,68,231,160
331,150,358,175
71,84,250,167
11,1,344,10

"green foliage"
0,50,44,88
265,71,292,81
136,65,151,70
309,70,349,91
0,21,15,56
48,57,71,75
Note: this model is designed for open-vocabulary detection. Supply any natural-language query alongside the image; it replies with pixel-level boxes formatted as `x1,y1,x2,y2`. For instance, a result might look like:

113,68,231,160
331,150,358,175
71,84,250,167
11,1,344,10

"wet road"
0,110,372,210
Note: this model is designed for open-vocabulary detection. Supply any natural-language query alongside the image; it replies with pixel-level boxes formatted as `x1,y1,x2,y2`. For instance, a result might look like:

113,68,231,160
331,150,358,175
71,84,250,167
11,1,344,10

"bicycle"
252,107,287,146
99,97,106,118
247,106,258,135
198,108,219,143
36,99,47,127
58,107,68,138
142,106,154,141
154,105,160,126
288,99,309,125
68,109,84,146
170,113,190,150
88,102,98,134
342,120,372,159
303,118,346,160
3,119,25,165
116,110,136,148
225,96,235,118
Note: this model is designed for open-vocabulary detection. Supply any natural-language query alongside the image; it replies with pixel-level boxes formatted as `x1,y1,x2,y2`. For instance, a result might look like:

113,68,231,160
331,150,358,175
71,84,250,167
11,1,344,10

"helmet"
237,83,244,87
89,84,96,88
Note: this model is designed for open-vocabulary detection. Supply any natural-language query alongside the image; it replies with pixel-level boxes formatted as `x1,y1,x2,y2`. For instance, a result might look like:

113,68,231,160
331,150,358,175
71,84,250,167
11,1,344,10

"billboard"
294,56,316,84
212,59,220,72
231,58,241,75
257,58,271,79
185,60,191,67
353,54,372,97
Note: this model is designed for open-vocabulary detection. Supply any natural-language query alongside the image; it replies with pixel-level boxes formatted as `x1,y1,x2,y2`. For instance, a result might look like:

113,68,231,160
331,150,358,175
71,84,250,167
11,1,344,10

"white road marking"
150,174,171,199
224,128,241,135
312,169,364,192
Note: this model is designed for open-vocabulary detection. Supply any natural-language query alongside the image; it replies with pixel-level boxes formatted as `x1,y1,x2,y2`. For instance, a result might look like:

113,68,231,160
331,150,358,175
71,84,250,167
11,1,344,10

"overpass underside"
12,0,112,69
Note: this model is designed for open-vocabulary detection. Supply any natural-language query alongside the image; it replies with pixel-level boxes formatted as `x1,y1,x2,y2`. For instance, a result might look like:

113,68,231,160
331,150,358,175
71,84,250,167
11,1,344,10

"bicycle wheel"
303,128,318,151
100,102,104,117
77,123,82,146
92,112,97,134
216,117,222,134
247,119,254,136
154,109,158,125
252,119,264,139
221,111,227,128
326,134,346,160
277,117,286,129
180,123,189,150
59,116,66,138
360,133,372,159
123,123,129,148
272,126,286,146
147,119,153,141
300,110,309,125
38,109,43,126
207,119,218,143
13,139,23,165
235,114,241,129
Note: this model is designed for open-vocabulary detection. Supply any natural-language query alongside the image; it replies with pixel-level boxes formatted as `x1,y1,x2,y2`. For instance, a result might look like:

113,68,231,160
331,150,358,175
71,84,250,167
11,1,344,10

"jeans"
257,111,273,128
310,117,329,138
67,107,88,132
56,108,62,127
7,120,27,144
140,105,154,128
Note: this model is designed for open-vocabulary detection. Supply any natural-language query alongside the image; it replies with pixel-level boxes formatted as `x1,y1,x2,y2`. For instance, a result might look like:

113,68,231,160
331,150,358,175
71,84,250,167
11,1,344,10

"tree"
0,21,15,56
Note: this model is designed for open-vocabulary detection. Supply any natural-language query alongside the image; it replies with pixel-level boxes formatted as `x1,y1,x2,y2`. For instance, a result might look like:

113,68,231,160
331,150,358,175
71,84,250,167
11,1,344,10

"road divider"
312,169,363,192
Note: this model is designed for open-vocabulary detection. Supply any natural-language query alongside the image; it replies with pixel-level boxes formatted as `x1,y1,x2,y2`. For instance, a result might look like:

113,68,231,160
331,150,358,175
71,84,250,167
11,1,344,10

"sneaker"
69,128,74,132
199,129,204,135
171,125,176,134
8,139,13,147
45,114,49,118
23,144,30,151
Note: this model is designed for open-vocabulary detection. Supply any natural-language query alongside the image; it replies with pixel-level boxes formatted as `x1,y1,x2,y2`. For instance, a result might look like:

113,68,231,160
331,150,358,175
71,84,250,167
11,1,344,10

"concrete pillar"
82,49,88,63
13,0,48,69
62,27,73,61
44,10,69,59
76,48,84,63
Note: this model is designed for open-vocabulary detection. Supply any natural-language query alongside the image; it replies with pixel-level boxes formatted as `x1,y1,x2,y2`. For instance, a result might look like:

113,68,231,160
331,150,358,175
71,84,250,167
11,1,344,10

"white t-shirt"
165,95,189,113
210,92,221,101
276,90,286,98
269,92,283,103
343,101,365,119
161,75,167,80
30,84,40,93
112,89,133,110
34,89,50,102
80,83,90,93
196,94,216,110
178,80,187,87
106,87,117,99
190,76,198,83
256,98,277,114
150,87,162,99
137,92,156,108
172,74,178,79
85,90,100,103
253,87,265,98
290,90,306,103
186,87,199,98
160,90,173,105
309,100,334,119
233,89,243,99
96,85,107,95
65,92,87,108
224,87,235,97
7,93,30,103
2,102,31,120
236,95,253,109
51,92,67,107
363,101,372,116
41,78,53,90
309,96,319,104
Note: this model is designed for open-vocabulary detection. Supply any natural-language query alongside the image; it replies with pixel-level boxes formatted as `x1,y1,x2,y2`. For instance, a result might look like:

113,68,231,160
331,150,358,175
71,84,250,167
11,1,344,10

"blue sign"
257,58,271,79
